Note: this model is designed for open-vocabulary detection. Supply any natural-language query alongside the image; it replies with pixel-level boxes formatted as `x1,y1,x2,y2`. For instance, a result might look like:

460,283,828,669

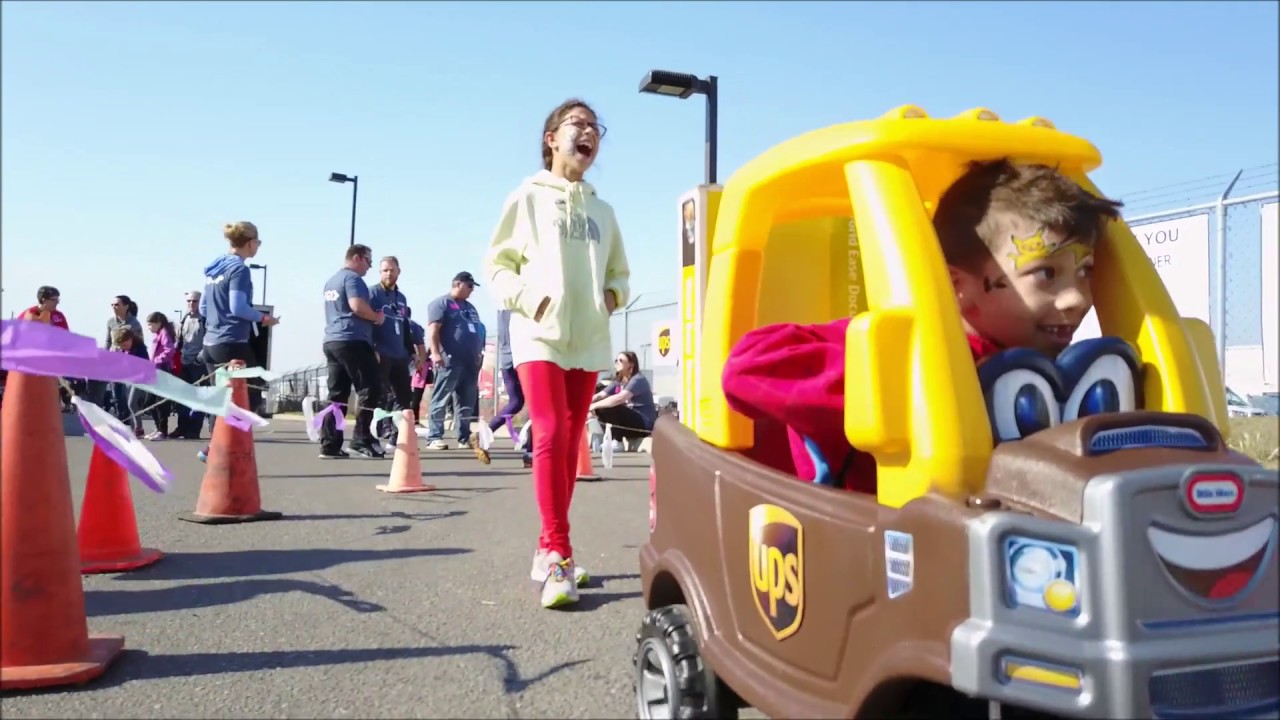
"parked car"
1248,392,1279,417
1227,387,1266,417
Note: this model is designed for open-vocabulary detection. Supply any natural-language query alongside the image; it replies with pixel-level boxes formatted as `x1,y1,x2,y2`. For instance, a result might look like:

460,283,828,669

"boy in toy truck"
722,158,1124,492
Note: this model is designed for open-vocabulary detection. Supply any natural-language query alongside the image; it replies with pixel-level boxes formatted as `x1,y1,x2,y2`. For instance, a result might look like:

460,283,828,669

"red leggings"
516,361,597,559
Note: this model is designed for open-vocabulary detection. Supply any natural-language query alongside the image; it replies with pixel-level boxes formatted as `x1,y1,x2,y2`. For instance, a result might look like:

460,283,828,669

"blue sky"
3,0,1277,372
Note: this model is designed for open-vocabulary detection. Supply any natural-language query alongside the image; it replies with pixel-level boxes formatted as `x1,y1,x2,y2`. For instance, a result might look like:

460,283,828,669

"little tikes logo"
1183,473,1244,516
748,504,804,640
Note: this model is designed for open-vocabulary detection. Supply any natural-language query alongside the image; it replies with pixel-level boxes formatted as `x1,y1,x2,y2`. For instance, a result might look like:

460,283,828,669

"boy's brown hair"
933,158,1124,272
111,327,135,348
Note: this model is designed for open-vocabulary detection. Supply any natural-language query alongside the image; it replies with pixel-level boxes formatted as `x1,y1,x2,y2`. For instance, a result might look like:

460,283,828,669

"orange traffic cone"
1,371,125,690
179,377,282,524
576,428,601,482
377,410,436,493
78,446,163,574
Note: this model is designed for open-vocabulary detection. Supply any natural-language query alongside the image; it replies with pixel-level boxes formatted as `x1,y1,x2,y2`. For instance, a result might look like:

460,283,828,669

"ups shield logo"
748,504,804,640
657,328,672,358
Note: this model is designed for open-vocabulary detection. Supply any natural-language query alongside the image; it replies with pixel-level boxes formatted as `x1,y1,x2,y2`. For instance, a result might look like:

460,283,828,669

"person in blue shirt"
319,243,386,459
425,271,485,450
197,221,279,462
368,256,418,448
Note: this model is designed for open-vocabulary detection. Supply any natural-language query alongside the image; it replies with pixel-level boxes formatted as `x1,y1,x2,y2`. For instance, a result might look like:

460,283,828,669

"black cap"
453,271,480,287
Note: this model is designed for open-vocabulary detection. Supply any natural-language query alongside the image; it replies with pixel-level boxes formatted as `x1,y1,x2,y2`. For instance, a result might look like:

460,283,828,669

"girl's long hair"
146,311,174,339
614,350,640,383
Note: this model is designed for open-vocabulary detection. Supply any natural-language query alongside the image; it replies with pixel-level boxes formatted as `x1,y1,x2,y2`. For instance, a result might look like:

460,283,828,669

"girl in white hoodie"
483,98,631,609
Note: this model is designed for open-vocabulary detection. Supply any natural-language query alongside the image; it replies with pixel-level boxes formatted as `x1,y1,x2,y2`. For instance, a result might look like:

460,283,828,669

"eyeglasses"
614,358,626,364
562,118,607,139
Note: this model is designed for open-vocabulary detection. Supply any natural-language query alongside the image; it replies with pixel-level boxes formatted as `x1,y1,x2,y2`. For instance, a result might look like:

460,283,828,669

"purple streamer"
1,320,157,384
311,403,346,432
77,411,171,494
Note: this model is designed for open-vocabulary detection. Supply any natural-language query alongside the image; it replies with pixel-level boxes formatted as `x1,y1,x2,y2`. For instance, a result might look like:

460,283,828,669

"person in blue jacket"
368,256,417,448
197,221,279,462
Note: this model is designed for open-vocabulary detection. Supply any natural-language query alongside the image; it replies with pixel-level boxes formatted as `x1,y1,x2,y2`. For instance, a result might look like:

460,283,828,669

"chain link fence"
609,295,680,401
1114,165,1278,395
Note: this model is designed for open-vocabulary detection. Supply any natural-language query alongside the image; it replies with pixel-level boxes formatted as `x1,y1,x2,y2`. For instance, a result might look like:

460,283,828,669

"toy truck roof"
693,105,1226,507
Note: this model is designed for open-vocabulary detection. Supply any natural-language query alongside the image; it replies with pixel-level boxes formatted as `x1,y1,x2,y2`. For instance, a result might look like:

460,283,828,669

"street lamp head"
329,172,352,184
639,70,703,99
248,263,266,269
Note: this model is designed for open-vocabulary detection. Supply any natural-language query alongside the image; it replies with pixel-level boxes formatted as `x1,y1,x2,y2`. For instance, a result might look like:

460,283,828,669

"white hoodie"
483,170,631,372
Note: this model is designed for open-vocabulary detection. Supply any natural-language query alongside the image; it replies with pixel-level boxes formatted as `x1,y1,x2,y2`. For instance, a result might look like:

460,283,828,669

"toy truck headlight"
1004,536,1081,616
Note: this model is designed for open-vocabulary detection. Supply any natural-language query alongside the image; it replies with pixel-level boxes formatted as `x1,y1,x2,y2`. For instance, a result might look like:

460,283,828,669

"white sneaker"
426,439,448,450
531,548,590,588
537,551,579,609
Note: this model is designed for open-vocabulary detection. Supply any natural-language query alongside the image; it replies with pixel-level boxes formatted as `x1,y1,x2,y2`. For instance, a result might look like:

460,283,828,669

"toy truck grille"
951,463,1279,719
1148,659,1279,719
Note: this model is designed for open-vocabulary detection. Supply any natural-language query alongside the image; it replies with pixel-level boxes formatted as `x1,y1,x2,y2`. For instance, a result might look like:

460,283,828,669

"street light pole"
638,70,720,185
349,176,358,247
704,75,718,185
329,172,359,246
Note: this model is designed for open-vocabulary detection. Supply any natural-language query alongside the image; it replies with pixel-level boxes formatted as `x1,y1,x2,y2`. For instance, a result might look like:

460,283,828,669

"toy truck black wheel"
634,604,737,720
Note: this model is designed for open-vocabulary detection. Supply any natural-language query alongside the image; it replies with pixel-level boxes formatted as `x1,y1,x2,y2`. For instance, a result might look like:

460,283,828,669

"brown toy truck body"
639,413,1278,718
632,107,1279,719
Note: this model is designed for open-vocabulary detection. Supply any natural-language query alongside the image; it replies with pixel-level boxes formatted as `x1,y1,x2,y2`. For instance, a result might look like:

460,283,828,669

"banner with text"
1262,203,1278,387
1075,213,1212,340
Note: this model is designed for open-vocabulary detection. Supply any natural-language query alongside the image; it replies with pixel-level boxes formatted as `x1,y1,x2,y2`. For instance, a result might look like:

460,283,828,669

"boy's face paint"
1007,230,1093,270
954,222,1096,356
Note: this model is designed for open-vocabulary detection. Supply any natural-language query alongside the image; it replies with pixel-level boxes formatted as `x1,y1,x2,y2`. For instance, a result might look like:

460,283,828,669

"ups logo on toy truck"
748,504,805,640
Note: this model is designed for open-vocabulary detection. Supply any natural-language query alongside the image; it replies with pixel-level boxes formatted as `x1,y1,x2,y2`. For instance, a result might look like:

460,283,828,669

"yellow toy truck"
634,106,1279,719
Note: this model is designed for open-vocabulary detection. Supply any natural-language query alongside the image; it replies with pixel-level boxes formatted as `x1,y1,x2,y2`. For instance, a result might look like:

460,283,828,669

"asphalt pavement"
1,419,659,719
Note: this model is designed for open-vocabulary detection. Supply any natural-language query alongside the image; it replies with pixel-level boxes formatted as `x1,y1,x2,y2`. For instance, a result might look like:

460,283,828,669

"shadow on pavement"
394,486,509,495
440,469,529,478
110,547,472,582
382,487,510,504
279,509,467,523
55,644,589,694
87,577,387,617
572,590,643,611
88,644,517,687
585,474,649,482
590,573,642,585
498,656,589,693
259,472,396,479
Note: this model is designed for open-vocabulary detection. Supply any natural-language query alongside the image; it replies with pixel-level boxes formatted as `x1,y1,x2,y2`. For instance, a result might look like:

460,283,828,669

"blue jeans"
427,363,479,442
111,382,132,423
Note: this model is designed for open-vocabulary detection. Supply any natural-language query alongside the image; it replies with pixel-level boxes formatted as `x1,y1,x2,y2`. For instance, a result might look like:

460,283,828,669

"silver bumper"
951,617,1279,718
